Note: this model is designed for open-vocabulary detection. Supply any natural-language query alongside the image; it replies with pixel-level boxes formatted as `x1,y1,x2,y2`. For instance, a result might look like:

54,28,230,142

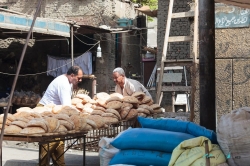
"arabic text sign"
215,6,250,28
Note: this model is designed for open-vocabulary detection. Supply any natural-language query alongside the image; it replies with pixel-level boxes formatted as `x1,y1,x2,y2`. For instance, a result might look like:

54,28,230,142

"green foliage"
132,0,158,10
131,0,158,21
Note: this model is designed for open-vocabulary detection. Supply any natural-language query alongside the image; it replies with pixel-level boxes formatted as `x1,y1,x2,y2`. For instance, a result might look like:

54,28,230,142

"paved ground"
2,141,100,166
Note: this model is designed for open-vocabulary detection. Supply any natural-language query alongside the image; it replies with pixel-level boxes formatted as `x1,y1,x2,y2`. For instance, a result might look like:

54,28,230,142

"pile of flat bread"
1,91,163,135
72,91,164,121
2,105,95,135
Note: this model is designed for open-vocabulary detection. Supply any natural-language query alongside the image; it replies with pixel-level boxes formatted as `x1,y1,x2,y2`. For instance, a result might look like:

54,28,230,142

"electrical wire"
0,28,150,76
0,41,100,77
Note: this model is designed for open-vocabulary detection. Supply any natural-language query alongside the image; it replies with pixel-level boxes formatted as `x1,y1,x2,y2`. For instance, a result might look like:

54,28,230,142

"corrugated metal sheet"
215,0,250,9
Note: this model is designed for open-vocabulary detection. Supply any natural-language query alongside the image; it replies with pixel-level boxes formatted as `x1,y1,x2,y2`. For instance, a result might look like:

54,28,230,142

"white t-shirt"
115,77,152,98
39,75,72,105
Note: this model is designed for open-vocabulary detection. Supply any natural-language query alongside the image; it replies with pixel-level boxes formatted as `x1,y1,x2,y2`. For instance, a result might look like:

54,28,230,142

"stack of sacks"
109,117,218,166
109,129,195,165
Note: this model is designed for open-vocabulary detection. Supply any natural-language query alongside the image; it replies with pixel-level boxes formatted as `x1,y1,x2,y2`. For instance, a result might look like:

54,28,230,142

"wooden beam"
169,36,193,42
156,0,174,104
172,11,195,18
163,59,193,66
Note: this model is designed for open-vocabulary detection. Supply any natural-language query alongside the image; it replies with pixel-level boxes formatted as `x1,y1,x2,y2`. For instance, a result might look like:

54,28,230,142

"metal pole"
0,0,44,165
199,0,216,131
71,25,74,66
92,79,96,99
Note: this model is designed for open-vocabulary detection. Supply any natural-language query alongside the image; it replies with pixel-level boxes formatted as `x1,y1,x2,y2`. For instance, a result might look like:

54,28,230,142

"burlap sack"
217,107,250,166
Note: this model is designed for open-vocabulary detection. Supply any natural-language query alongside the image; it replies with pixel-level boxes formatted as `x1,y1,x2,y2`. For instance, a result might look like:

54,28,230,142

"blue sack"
111,128,194,153
137,117,218,144
109,149,172,166
138,116,189,132
187,122,217,143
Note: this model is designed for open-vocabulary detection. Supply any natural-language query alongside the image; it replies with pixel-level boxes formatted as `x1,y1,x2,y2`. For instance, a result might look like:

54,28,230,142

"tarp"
135,6,157,17
215,0,250,9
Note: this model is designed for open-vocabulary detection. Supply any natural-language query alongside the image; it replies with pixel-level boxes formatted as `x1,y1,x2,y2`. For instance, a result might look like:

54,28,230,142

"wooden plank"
190,0,199,122
169,36,193,42
163,59,193,66
156,0,175,104
150,86,191,92
157,66,183,70
172,11,195,18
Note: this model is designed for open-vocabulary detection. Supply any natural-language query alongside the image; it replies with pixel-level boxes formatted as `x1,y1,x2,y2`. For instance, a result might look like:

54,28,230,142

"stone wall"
215,28,250,121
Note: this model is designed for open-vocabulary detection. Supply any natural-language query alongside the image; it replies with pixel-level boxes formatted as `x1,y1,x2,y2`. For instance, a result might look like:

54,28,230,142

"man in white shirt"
39,66,84,106
113,67,152,98
38,65,83,166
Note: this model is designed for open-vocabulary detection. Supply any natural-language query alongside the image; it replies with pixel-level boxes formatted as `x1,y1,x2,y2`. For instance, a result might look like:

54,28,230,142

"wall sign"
215,4,250,28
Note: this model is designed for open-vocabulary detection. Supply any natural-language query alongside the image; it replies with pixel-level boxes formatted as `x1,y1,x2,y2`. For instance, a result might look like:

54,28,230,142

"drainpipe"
0,0,44,165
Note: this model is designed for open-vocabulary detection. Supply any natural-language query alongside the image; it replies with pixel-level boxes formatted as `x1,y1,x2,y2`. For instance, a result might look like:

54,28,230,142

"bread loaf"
20,127,46,134
125,108,138,120
26,118,48,132
10,121,27,128
5,125,22,134
87,115,105,128
106,101,122,110
71,98,83,105
44,117,60,132
109,93,123,99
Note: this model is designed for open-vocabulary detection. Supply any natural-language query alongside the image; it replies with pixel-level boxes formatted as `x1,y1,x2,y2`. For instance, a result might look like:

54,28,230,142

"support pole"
71,25,74,66
199,0,216,131
92,79,96,99
0,0,44,165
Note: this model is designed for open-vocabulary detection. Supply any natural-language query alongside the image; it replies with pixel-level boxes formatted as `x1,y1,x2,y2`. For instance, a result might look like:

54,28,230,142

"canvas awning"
0,11,70,39
215,0,250,9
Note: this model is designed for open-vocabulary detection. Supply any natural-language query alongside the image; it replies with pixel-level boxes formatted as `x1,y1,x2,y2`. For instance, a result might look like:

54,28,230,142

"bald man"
112,67,152,98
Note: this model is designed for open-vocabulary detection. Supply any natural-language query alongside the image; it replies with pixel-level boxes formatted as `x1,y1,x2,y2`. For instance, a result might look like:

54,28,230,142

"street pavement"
2,141,100,166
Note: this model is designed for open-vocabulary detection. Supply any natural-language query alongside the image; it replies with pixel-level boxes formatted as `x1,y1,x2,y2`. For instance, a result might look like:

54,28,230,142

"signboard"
215,4,250,28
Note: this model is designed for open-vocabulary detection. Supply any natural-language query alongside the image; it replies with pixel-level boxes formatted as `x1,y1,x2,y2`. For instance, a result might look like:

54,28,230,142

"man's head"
113,67,125,87
67,66,84,85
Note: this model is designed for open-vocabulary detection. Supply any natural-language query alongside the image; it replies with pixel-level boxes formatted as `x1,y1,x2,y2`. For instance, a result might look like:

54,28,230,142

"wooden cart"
3,130,88,166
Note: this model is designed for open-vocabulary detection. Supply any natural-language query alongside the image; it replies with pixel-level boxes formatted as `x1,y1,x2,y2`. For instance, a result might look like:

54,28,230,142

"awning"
135,6,157,17
0,12,70,39
215,0,250,9
75,25,111,34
